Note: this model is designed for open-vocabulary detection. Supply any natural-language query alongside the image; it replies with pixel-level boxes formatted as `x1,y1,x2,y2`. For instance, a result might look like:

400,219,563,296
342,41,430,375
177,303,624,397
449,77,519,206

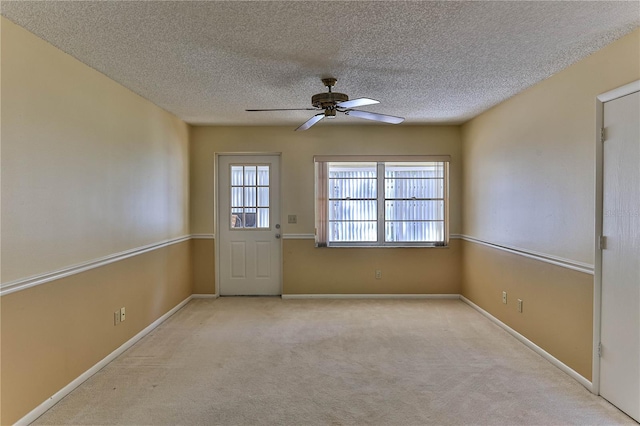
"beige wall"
285,239,461,295
191,125,462,235
462,241,593,378
461,29,640,381
192,238,215,294
1,18,190,283
1,242,192,425
1,19,192,424
461,29,640,264
190,125,463,294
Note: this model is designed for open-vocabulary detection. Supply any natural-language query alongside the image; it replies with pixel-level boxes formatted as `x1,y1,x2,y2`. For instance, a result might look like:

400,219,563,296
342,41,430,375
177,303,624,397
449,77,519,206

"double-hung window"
315,156,449,247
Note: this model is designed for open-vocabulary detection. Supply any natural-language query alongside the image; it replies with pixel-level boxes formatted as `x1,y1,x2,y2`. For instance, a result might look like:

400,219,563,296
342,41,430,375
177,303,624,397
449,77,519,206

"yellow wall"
461,29,640,380
462,29,640,264
1,18,190,283
192,238,215,294
1,242,192,424
1,18,192,424
462,241,593,378
190,125,463,294
285,239,461,295
191,126,462,235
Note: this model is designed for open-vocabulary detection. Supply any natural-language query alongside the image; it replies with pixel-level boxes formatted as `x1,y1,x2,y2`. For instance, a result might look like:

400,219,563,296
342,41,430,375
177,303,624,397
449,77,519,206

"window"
315,156,449,247
230,165,270,229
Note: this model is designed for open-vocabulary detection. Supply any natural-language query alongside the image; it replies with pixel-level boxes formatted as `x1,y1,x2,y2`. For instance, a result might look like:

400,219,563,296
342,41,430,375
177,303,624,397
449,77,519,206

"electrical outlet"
114,310,121,325
120,307,126,322
517,299,523,313
502,291,507,304
375,270,382,279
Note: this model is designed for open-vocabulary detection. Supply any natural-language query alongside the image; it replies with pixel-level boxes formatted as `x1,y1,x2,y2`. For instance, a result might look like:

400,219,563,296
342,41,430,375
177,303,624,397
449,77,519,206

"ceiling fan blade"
246,108,319,111
295,113,325,131
336,98,380,109
345,109,404,124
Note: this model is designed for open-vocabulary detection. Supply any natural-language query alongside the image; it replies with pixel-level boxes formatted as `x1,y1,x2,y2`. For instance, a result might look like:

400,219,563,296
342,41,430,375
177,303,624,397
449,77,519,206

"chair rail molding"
1,235,192,296
460,235,594,275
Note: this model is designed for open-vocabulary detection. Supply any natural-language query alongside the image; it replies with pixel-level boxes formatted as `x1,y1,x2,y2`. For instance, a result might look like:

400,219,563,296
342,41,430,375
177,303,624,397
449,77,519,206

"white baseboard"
459,295,593,392
15,295,194,426
191,294,218,299
16,292,592,425
281,293,460,300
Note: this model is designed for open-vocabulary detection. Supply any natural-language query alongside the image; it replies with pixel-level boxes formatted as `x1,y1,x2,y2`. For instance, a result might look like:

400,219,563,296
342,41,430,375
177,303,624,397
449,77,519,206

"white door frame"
214,152,283,296
593,79,640,394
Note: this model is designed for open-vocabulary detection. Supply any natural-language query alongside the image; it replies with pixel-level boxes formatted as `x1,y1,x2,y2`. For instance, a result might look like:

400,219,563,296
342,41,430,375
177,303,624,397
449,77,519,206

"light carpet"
32,298,635,425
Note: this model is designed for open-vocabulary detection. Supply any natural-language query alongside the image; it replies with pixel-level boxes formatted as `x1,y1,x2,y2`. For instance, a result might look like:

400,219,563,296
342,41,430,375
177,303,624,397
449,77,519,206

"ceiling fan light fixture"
324,109,337,119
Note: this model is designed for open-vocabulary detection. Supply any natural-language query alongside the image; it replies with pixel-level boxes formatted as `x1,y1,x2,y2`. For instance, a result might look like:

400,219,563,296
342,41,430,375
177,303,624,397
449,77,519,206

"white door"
218,155,282,295
600,90,640,422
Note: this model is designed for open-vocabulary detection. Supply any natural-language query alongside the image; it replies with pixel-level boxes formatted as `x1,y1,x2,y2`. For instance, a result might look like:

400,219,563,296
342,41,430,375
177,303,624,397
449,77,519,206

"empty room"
1,1,639,425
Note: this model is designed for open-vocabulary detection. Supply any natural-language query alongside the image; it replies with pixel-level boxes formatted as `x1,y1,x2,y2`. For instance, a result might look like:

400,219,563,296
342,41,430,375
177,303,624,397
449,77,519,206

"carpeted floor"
33,298,635,425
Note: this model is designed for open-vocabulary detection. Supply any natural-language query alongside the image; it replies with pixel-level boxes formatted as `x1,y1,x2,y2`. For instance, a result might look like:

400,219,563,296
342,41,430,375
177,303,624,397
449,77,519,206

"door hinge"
598,342,602,358
599,235,607,250
600,127,607,143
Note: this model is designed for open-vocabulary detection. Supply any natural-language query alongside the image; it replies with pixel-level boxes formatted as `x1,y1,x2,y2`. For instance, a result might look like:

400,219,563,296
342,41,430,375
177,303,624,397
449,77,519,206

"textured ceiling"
2,1,638,127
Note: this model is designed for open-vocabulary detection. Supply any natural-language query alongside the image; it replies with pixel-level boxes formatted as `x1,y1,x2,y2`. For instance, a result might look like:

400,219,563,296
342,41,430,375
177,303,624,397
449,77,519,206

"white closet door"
600,90,639,422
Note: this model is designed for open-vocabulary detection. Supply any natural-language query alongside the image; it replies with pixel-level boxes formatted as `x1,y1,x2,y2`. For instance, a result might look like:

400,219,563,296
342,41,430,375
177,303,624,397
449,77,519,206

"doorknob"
275,234,281,239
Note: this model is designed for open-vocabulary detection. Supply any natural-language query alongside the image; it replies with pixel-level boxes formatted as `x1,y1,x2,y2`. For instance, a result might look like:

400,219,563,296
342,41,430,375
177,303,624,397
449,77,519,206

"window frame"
314,155,450,248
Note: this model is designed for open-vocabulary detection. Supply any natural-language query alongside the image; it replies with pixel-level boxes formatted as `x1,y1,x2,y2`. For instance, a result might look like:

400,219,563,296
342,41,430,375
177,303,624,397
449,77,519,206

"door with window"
218,155,281,295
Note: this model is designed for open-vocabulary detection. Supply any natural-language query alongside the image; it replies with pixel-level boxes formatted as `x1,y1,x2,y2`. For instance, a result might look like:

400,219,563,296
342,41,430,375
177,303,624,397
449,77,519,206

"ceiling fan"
246,78,405,131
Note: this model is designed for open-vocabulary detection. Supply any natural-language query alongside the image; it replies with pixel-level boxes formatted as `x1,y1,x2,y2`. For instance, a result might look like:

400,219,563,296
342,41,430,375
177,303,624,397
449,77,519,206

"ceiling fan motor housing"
312,92,349,109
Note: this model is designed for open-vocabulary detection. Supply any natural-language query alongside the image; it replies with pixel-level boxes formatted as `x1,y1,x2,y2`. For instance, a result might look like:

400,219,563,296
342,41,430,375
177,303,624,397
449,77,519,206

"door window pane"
257,208,269,228
244,187,257,207
258,187,269,207
244,209,257,228
231,166,244,185
231,187,243,207
257,166,269,185
244,166,257,186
